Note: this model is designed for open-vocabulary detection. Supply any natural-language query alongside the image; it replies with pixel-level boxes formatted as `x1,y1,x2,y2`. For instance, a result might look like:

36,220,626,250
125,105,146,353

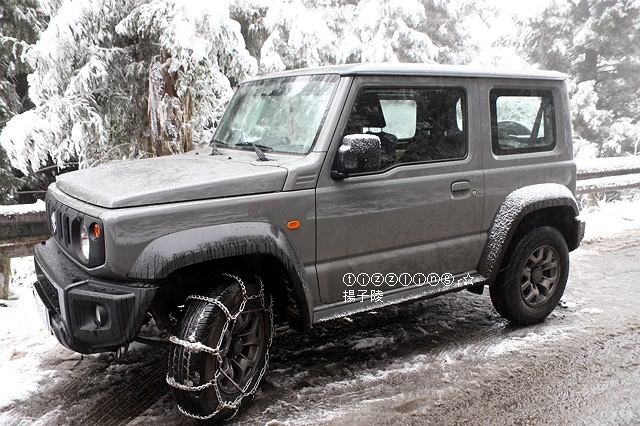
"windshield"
214,74,339,154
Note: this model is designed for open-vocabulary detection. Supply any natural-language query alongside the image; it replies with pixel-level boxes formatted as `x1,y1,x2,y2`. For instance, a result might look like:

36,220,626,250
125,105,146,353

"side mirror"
331,134,381,180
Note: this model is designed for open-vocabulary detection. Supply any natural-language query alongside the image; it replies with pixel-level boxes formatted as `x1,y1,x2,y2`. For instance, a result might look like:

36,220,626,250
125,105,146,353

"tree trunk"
147,56,185,157
581,48,598,82
179,89,193,153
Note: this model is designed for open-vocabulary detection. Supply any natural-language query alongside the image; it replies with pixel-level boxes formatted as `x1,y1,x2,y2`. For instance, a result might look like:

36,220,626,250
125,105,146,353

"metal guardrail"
0,156,639,298
576,157,640,194
0,204,49,299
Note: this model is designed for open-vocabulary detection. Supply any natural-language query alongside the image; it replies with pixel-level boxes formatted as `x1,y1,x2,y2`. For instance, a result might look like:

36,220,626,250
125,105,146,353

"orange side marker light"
91,224,101,239
287,220,300,230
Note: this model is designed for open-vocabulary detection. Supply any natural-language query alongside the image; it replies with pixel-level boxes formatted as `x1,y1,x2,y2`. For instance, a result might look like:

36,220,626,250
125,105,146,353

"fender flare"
128,222,312,329
478,183,580,280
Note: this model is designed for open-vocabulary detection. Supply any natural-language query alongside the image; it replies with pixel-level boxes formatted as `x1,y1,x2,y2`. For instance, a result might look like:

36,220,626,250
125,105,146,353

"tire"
490,226,569,325
167,273,273,422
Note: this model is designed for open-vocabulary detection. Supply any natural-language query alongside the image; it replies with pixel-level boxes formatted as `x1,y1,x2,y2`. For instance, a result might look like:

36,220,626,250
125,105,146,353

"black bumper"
33,238,158,354
569,217,586,251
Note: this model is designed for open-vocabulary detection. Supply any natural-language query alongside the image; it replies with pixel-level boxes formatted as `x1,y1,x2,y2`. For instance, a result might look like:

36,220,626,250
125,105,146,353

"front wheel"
167,273,273,422
490,226,569,325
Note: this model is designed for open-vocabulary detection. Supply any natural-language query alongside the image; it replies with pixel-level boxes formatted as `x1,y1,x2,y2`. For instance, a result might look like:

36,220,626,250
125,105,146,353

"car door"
315,76,485,304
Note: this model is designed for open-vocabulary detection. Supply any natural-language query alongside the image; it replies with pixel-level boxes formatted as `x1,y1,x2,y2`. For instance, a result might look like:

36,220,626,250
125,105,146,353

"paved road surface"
3,228,639,425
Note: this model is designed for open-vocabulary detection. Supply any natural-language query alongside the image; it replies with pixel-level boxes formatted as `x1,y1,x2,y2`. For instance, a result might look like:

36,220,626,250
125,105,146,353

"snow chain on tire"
166,273,274,421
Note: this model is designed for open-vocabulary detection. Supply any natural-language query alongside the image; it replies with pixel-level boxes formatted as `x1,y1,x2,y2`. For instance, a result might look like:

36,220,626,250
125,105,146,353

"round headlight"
80,219,90,260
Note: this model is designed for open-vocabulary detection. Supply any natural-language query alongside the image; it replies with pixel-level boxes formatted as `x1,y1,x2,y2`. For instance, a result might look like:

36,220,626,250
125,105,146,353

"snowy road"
1,205,640,425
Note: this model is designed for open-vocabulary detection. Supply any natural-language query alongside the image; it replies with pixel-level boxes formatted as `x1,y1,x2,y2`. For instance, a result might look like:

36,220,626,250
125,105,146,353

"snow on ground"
0,198,639,423
578,198,640,242
0,200,45,216
0,257,64,408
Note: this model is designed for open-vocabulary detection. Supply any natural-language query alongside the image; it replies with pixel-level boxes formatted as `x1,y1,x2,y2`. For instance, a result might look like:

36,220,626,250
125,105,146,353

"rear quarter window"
490,89,556,155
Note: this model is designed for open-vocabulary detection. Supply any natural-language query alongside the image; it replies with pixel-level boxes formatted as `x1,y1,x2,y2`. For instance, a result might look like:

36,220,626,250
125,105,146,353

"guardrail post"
0,257,9,300
582,192,599,208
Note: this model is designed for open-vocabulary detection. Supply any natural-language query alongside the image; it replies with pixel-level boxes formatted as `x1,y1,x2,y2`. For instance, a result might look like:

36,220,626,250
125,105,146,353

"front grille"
44,193,105,268
46,194,80,252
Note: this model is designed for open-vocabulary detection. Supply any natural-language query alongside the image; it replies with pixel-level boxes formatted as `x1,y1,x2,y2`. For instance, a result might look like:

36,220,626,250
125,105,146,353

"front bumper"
571,217,586,251
33,238,158,354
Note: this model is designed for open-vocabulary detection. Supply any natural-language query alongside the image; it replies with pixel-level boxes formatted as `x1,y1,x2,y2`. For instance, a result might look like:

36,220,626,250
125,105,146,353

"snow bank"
578,199,640,241
0,200,46,216
0,257,64,409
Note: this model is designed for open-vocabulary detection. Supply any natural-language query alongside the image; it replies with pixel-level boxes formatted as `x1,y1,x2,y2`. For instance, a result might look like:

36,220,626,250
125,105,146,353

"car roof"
244,63,567,82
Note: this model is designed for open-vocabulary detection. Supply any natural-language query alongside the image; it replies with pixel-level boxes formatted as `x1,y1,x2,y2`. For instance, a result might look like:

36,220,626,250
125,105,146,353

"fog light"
94,304,108,327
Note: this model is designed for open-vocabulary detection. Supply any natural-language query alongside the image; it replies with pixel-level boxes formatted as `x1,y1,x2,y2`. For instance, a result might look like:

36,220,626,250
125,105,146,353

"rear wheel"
490,226,569,325
167,273,273,422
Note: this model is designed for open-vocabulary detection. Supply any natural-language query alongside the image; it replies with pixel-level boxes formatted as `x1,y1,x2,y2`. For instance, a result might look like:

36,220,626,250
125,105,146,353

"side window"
377,99,416,139
490,89,556,155
343,88,467,171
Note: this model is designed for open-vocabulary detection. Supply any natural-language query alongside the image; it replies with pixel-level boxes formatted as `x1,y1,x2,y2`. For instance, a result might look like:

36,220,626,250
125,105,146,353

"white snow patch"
577,174,640,194
391,0,426,27
0,257,67,408
484,328,568,357
560,299,579,309
579,199,640,241
0,200,46,216
577,308,603,315
356,360,422,384
351,336,394,350
0,407,62,426
577,156,640,177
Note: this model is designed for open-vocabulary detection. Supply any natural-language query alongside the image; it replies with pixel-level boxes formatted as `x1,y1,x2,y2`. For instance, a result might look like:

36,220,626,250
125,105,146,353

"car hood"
55,151,288,208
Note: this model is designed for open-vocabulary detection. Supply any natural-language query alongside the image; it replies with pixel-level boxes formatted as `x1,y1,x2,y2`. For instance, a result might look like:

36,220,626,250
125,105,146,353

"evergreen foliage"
516,0,640,156
1,0,483,179
0,0,47,203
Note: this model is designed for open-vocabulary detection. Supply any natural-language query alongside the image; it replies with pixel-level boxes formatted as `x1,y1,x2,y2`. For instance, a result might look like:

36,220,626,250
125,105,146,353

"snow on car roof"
245,63,567,82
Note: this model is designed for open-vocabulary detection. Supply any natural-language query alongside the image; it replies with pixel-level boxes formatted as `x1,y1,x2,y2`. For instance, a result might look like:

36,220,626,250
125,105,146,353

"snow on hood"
55,151,288,208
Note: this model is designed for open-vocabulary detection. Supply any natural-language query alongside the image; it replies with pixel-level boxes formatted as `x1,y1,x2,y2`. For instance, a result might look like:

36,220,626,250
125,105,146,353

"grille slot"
47,196,79,251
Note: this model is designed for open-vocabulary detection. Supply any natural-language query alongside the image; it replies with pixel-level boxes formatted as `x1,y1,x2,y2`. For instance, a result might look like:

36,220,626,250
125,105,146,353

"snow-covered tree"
1,0,256,175
233,0,481,74
0,145,21,203
117,0,256,156
0,0,48,203
1,0,143,174
1,0,483,183
515,0,640,156
569,80,613,149
0,0,47,125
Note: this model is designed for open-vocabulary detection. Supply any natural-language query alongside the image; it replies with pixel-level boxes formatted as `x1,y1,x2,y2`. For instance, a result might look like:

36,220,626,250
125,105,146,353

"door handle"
451,181,471,192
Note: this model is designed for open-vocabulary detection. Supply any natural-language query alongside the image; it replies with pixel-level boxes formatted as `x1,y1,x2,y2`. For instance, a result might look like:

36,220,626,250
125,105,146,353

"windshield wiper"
251,142,269,161
233,142,272,161
209,138,229,156
233,142,273,152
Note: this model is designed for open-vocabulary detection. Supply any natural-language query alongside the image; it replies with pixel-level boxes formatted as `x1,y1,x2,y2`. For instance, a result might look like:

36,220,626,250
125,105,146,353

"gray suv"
33,63,585,421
